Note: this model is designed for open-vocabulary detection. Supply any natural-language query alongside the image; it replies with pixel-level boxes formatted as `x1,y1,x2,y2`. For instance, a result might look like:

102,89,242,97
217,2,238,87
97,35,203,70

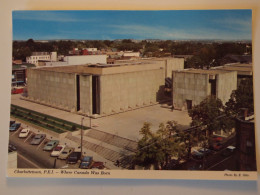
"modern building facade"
27,59,183,116
172,69,237,110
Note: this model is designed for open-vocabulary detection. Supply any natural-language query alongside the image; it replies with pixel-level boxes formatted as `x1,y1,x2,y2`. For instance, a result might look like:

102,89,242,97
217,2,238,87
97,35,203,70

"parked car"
18,128,30,138
222,146,236,156
8,144,17,152
198,148,213,156
10,120,15,127
51,145,66,157
43,140,59,151
191,150,204,160
211,135,225,142
67,152,82,164
210,142,224,151
79,156,93,169
30,134,46,145
58,147,74,160
9,123,21,131
91,161,105,169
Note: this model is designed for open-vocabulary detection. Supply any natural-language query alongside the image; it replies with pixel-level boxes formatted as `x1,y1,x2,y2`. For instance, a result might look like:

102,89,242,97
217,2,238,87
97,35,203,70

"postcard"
7,10,257,180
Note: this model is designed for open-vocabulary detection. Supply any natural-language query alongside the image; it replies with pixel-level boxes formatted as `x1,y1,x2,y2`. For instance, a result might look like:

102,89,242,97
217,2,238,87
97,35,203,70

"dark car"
9,123,21,131
210,142,224,151
191,150,204,160
67,152,82,164
10,120,15,127
30,134,46,145
91,161,105,169
8,144,17,152
79,156,93,169
198,148,213,156
222,146,236,156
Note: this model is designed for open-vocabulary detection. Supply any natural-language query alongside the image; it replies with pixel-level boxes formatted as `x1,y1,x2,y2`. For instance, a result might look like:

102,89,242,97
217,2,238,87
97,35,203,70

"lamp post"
81,117,84,155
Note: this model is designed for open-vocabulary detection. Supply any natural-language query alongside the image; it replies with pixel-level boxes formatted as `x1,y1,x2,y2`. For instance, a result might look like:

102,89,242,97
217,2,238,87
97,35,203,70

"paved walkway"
11,94,191,141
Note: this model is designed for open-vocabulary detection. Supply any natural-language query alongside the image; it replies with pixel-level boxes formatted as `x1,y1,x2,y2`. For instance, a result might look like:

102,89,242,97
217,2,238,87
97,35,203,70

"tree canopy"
134,121,185,169
225,78,254,117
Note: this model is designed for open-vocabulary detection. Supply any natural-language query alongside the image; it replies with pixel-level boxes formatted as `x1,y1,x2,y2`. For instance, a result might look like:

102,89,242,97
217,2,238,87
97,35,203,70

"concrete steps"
65,130,137,167
86,129,138,152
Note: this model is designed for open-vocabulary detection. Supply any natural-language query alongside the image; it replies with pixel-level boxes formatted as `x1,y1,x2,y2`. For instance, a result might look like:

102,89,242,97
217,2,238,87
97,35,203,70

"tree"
225,78,254,117
134,121,185,169
188,96,232,144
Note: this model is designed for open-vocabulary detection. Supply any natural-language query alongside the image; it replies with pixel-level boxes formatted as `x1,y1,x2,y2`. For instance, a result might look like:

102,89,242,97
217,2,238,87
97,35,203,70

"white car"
51,145,66,157
18,128,30,138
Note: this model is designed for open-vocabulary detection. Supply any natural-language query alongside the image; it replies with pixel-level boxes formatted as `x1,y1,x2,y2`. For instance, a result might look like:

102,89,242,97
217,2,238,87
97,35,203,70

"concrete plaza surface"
11,94,191,141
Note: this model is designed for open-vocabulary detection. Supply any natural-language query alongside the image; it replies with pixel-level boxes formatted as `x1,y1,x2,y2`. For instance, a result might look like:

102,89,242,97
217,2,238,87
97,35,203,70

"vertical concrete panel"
99,69,164,115
216,71,237,104
80,75,92,115
172,71,209,110
27,69,76,111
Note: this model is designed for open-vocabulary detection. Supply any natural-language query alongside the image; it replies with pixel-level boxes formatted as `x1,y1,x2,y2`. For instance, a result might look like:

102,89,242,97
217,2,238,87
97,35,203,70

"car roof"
47,140,59,143
227,146,236,150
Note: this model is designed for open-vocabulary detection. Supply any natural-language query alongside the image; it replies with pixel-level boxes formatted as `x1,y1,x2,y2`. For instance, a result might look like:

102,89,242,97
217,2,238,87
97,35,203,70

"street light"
81,117,84,155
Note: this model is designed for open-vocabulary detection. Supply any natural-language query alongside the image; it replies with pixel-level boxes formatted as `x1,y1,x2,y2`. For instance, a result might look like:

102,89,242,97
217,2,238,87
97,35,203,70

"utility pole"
81,117,84,155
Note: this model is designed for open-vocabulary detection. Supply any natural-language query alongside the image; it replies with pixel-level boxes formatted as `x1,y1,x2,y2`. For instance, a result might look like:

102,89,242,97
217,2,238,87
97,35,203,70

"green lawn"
10,104,89,134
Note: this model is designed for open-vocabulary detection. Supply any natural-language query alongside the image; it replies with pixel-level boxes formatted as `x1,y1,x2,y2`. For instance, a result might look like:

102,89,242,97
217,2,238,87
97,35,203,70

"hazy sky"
13,10,252,41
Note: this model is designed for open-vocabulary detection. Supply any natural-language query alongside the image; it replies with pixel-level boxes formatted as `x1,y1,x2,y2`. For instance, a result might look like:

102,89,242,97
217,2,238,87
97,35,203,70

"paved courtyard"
11,94,191,141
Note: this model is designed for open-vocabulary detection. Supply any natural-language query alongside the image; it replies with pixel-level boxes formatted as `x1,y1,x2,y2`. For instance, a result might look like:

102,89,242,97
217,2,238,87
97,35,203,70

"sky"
12,10,252,41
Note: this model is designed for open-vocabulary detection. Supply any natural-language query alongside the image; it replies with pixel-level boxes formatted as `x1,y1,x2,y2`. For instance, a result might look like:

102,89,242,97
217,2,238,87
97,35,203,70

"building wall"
64,55,107,65
26,54,51,66
99,69,165,115
172,72,209,110
27,69,77,111
165,58,184,78
216,71,237,104
79,75,92,115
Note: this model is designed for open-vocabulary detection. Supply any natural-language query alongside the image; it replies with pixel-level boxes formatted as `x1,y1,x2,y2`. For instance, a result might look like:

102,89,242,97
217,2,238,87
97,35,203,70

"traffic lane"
17,153,41,168
208,154,237,171
9,131,80,169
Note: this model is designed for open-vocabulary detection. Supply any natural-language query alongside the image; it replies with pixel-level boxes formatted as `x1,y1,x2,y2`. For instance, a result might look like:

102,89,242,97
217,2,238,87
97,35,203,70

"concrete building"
115,57,185,78
27,59,183,117
211,63,253,86
26,52,57,66
172,69,237,110
123,51,140,57
38,55,107,67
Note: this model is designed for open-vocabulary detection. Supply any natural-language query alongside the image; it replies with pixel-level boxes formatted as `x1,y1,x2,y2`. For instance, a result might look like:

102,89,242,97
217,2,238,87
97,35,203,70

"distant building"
172,69,237,110
26,52,57,66
38,55,107,67
211,63,253,86
235,113,256,171
123,51,140,57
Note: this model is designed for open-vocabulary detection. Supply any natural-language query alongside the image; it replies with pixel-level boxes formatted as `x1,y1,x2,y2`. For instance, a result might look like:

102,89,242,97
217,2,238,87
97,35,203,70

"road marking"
17,153,41,168
11,128,21,137
207,156,233,170
37,138,46,150
24,133,32,143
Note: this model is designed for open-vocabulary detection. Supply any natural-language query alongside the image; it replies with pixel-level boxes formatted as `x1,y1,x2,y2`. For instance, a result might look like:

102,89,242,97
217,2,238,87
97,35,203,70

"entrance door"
186,100,192,110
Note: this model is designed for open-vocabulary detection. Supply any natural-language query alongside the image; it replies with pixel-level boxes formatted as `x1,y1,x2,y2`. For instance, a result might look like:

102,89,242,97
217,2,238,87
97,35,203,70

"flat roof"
173,68,234,75
212,63,253,76
33,62,165,75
